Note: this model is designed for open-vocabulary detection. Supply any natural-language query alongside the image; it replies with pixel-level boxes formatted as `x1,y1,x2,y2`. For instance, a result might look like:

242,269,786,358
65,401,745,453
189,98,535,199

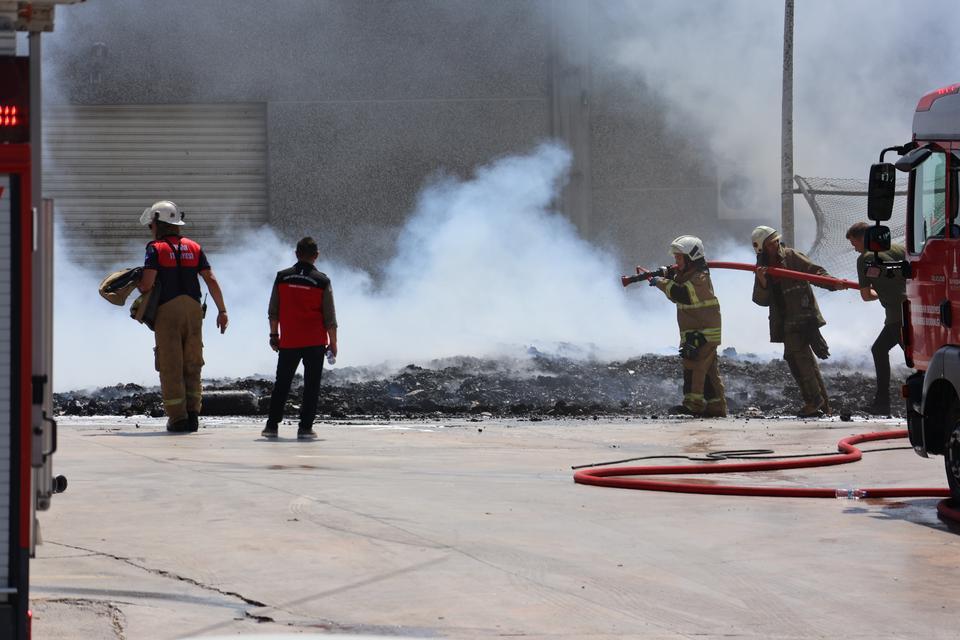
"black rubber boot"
669,404,702,417
167,417,190,433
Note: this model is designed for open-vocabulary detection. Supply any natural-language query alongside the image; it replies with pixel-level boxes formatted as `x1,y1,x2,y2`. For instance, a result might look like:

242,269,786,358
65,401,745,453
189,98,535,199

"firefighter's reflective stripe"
665,280,700,304
676,298,718,310
681,327,721,343
703,328,722,342
683,392,706,411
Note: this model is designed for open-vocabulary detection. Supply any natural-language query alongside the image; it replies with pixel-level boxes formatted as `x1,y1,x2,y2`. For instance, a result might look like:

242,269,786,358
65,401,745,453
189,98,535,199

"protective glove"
269,333,280,352
809,326,830,360
648,276,662,287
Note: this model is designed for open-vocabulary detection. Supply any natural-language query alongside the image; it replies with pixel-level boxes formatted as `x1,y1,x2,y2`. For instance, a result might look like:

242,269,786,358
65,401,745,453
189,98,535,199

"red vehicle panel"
904,142,960,371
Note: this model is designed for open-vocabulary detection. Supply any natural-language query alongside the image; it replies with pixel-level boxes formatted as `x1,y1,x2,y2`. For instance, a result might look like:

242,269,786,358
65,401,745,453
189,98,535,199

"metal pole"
548,0,593,235
781,0,795,247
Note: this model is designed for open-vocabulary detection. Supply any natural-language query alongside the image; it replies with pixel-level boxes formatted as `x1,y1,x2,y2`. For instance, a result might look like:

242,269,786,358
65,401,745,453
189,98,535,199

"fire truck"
0,2,77,637
867,82,960,503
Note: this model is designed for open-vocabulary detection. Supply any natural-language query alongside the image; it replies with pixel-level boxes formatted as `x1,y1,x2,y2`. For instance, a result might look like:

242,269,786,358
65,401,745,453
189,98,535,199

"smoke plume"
56,143,885,390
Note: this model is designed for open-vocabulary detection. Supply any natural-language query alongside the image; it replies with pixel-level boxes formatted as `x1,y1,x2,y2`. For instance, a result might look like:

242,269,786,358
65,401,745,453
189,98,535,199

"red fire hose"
574,430,959,521
706,261,860,290
621,262,860,290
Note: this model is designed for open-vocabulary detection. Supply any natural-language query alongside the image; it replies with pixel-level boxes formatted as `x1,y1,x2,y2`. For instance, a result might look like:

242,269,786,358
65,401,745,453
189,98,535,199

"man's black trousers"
872,322,903,401
267,345,326,430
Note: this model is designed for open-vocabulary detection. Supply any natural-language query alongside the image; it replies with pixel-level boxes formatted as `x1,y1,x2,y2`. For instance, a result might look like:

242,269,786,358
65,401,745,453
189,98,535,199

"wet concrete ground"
30,415,959,639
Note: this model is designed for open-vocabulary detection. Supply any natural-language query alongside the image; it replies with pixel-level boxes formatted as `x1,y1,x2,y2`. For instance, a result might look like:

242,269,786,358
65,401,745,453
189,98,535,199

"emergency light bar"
0,56,29,143
917,83,960,112
0,105,20,126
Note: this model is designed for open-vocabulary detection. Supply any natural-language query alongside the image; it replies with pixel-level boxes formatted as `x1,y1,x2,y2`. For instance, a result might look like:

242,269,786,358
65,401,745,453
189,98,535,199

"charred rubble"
54,350,907,420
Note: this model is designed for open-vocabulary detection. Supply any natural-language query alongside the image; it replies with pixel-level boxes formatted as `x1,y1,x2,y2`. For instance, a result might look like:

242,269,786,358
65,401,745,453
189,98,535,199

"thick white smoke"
55,143,886,391
594,0,956,245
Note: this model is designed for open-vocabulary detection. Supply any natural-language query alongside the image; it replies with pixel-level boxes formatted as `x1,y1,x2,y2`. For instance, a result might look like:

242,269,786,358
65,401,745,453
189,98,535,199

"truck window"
910,151,948,251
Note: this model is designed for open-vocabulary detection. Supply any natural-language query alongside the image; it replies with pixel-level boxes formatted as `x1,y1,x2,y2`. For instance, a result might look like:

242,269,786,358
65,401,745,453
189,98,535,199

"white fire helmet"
139,200,185,227
669,235,705,261
751,225,780,254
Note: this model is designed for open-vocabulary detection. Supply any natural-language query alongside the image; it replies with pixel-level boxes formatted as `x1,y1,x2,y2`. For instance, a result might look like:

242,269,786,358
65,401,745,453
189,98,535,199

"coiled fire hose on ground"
573,430,960,523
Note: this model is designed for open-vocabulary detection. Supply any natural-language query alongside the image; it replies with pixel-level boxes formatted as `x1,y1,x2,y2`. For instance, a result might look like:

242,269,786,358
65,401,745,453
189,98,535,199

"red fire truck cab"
867,82,960,501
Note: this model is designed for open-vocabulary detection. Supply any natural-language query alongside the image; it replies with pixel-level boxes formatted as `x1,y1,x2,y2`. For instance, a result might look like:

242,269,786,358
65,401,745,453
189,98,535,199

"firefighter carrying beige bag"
99,201,229,433
99,266,161,329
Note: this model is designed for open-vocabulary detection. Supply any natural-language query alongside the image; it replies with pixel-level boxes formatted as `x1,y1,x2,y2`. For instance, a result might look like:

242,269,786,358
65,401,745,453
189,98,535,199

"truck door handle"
940,300,952,328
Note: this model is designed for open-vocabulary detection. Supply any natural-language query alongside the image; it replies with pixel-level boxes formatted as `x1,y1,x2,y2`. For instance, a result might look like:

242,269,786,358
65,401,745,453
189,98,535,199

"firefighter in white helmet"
136,201,229,433
751,225,835,417
647,235,727,417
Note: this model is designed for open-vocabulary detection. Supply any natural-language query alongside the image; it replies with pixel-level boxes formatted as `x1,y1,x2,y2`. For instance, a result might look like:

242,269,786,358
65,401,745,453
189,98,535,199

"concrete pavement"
29,415,960,639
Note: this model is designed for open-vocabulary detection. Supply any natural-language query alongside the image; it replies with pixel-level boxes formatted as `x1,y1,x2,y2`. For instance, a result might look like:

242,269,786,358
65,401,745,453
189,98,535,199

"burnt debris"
53,352,905,419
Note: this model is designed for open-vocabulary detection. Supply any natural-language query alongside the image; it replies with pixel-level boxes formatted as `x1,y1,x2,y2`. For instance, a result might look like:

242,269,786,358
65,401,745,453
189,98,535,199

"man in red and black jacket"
262,237,338,440
137,200,228,433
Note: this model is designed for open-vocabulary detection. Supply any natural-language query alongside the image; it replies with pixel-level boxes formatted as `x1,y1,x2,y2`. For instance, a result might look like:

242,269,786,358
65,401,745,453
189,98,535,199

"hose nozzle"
621,265,670,287
621,273,644,287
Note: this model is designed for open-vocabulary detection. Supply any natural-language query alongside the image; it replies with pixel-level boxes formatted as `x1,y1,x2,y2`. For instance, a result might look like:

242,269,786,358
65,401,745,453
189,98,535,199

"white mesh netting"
796,175,908,279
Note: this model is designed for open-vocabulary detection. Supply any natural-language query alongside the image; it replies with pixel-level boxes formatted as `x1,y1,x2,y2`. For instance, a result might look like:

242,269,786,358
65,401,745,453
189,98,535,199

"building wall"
43,0,729,269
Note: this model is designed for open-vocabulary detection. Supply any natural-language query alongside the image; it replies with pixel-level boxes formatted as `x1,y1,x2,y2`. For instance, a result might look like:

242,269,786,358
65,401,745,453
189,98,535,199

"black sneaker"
297,429,318,440
261,424,279,439
186,411,199,432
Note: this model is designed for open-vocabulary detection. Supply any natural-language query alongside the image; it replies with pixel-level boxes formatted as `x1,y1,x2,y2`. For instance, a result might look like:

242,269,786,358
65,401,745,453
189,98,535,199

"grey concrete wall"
267,98,551,265
587,76,737,262
48,0,550,104
43,0,728,269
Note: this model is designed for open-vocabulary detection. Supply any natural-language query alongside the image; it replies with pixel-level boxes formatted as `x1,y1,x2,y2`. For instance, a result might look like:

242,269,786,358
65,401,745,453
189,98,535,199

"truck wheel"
946,421,960,501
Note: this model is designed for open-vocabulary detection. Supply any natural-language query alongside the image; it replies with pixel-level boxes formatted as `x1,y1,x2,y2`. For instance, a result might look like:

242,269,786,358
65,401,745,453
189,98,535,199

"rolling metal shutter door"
0,177,11,593
42,104,267,264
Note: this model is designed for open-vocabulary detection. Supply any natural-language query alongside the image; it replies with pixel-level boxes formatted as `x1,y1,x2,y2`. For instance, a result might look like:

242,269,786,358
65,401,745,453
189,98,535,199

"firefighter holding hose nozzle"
751,225,834,418
646,235,727,417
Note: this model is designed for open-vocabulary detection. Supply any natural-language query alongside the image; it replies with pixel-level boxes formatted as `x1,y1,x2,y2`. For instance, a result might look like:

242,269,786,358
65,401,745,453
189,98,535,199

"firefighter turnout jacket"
144,235,210,304
653,266,722,345
752,247,830,342
268,262,338,349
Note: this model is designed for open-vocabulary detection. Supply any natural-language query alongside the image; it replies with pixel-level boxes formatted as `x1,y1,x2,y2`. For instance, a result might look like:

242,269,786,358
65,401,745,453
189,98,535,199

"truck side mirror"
895,145,931,172
867,163,896,221
865,225,891,252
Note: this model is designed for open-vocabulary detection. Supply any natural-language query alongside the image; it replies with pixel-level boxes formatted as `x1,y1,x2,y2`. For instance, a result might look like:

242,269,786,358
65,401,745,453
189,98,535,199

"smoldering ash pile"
55,351,905,420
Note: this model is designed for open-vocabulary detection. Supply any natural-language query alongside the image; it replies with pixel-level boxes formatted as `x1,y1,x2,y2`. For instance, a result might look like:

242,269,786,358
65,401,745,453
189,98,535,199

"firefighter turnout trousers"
682,343,727,416
783,329,828,409
154,295,205,422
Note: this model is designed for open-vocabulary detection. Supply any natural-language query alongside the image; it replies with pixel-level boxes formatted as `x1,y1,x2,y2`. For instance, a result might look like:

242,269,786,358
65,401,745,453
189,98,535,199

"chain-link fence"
795,175,908,279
